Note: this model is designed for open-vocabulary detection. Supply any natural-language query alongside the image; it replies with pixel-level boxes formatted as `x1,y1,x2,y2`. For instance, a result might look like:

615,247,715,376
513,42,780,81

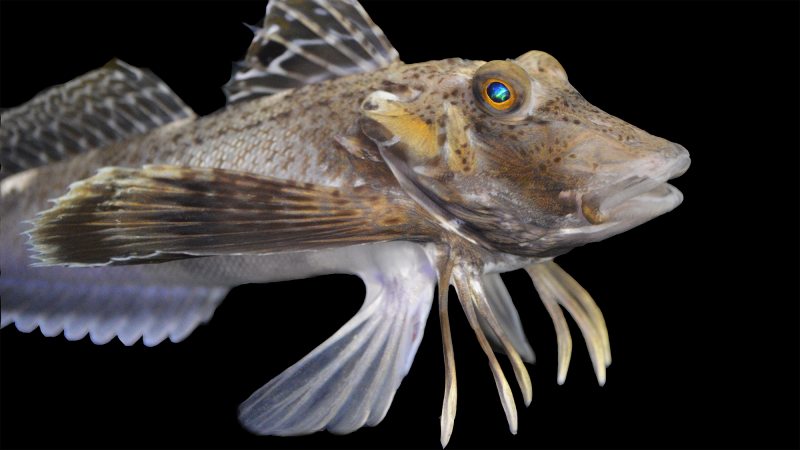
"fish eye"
483,80,514,110
472,60,531,116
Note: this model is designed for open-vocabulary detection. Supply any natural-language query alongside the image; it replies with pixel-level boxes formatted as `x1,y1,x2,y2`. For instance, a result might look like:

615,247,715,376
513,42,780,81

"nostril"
674,143,689,157
669,143,691,178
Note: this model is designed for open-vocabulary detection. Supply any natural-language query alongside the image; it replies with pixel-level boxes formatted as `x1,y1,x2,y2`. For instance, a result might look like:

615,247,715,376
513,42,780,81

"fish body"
3,0,688,446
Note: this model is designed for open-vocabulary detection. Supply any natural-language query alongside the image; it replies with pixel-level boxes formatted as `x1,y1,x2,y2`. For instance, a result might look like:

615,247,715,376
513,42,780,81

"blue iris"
486,82,511,103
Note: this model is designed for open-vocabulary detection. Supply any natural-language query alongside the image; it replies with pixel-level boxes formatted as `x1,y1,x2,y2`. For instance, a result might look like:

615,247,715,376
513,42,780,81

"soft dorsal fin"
224,0,401,104
0,59,196,179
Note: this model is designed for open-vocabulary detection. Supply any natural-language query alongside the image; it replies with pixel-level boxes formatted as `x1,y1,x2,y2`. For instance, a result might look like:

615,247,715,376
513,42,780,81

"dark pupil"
486,82,510,103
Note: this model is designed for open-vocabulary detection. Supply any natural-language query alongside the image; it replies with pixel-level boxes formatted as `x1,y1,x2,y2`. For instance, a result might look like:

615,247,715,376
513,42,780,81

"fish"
3,0,688,446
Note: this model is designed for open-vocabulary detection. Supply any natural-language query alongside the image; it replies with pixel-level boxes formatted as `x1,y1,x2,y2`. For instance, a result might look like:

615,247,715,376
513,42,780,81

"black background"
1,1,798,449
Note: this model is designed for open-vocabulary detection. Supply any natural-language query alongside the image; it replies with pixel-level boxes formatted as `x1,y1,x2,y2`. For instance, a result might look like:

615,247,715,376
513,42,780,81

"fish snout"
667,143,691,179
580,140,690,225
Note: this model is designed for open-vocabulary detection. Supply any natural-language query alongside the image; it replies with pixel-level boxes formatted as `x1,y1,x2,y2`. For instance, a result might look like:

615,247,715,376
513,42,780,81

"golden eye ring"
482,79,515,110
472,60,531,116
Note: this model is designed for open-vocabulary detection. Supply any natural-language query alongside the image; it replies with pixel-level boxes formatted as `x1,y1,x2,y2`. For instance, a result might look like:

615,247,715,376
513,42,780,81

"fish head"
360,51,690,257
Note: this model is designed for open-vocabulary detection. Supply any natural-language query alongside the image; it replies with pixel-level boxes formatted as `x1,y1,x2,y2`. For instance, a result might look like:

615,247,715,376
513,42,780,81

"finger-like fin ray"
433,244,457,448
452,264,518,435
527,262,611,385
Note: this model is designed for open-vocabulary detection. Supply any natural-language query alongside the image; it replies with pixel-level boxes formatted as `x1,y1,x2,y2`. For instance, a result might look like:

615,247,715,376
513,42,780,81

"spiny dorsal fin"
224,0,401,104
0,59,196,179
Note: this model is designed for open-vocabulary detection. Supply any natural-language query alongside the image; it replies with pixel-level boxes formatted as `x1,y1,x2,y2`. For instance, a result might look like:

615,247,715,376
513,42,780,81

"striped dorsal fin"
224,0,401,104
0,59,195,179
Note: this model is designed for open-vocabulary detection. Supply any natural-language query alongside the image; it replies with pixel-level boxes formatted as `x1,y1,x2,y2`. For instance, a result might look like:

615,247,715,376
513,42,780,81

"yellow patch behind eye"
361,93,438,161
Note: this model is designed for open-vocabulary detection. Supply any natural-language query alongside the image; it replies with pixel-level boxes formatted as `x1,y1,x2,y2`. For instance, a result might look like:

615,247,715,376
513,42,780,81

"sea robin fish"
0,0,690,446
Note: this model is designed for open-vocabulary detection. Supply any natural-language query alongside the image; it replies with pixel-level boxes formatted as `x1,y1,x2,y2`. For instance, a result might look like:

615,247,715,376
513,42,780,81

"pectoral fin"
238,242,436,436
26,165,420,267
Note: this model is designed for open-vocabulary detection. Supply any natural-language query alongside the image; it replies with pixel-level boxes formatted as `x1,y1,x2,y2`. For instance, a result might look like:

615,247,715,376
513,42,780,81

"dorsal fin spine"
224,0,401,104
275,2,377,72
316,0,398,66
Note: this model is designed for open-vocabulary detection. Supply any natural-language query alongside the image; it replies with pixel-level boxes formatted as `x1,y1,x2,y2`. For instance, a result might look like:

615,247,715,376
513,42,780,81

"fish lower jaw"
580,181,683,229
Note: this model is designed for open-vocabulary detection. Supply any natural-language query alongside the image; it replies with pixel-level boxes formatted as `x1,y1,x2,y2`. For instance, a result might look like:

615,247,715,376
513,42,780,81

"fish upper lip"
581,144,690,225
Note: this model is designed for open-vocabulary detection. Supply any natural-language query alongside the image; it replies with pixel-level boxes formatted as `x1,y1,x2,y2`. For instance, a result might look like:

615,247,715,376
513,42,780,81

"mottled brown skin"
3,70,415,267
3,50,688,286
355,52,687,259
1,44,690,447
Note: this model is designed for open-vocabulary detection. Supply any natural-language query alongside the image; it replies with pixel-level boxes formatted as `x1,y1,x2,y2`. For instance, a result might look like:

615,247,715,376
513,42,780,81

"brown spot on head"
554,156,561,163
573,119,581,125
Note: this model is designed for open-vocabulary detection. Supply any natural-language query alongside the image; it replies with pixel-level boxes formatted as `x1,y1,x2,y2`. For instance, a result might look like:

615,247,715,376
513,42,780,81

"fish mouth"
581,144,691,226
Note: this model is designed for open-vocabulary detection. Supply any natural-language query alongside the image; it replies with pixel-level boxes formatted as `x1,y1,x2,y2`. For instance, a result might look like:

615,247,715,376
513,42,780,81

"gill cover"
359,59,545,251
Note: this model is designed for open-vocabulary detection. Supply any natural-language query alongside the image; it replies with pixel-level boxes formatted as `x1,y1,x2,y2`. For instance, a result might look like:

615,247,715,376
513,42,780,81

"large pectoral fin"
26,165,417,267
238,242,436,435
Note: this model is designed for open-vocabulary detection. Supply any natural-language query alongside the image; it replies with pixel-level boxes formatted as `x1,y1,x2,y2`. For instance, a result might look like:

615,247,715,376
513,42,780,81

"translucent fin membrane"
479,273,536,364
225,0,401,103
0,275,227,346
0,59,195,178
238,242,436,436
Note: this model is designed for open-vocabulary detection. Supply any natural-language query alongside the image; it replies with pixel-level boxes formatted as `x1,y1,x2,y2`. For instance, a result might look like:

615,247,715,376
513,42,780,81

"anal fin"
1,274,227,346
